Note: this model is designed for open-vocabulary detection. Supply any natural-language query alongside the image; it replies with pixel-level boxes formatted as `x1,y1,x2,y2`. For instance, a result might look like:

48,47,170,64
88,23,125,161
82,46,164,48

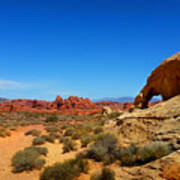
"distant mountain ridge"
0,97,8,102
93,96,161,103
93,97,134,103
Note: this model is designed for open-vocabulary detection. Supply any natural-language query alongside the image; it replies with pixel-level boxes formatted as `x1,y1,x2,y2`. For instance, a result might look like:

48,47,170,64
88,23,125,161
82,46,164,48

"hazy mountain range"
0,97,8,102
93,97,134,103
93,96,161,103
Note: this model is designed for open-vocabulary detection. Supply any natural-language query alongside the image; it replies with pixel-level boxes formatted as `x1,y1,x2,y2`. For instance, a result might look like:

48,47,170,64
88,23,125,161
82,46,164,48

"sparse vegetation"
61,124,72,130
25,146,48,156
107,112,121,119
45,126,62,133
93,127,103,134
12,147,46,172
0,128,11,137
71,132,81,140
40,157,89,180
63,139,77,153
90,168,115,180
64,128,76,136
49,132,61,139
25,129,41,137
59,136,70,143
87,133,117,164
32,137,45,145
41,135,56,143
45,114,58,123
115,142,172,166
81,135,93,147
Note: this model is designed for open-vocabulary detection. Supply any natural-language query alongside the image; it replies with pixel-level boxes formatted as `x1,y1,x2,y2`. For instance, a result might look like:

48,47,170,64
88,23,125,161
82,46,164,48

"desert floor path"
0,125,44,180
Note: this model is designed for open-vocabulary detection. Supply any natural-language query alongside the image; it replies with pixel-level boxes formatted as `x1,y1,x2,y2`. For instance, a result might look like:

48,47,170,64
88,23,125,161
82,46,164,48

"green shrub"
87,143,108,161
45,126,62,133
63,140,77,153
95,133,117,146
49,132,61,139
25,129,41,137
81,135,92,147
25,146,48,156
71,132,81,140
64,128,76,136
115,143,138,166
87,133,117,164
40,157,89,180
115,142,172,166
108,112,121,119
137,142,171,164
12,148,46,172
93,127,103,134
90,168,115,180
74,156,89,174
45,114,58,123
59,137,70,144
0,128,11,137
41,135,55,143
10,126,17,131
32,137,45,145
61,124,71,130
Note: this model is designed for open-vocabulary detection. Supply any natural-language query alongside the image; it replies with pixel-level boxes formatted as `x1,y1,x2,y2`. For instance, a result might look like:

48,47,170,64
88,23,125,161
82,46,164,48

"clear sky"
0,0,179,100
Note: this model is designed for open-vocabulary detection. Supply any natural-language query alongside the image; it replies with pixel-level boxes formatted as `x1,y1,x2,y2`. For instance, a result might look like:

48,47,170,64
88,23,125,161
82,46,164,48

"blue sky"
0,0,179,100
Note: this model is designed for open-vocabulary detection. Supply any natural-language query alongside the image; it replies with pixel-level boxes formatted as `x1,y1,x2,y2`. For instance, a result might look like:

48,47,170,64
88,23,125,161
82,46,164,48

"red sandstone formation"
0,96,101,115
134,52,180,108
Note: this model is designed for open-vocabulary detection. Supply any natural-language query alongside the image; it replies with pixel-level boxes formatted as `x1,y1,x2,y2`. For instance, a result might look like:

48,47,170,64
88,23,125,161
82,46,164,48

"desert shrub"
40,157,89,180
108,112,121,119
87,143,108,161
45,126,62,133
115,143,138,166
45,114,58,123
93,127,103,134
59,137,70,143
63,140,77,153
90,168,115,180
19,120,30,126
74,156,89,174
0,128,11,137
41,135,55,143
137,142,171,164
12,148,46,172
95,133,117,145
32,137,45,145
81,135,93,147
116,142,172,166
61,124,72,130
72,132,81,140
25,129,41,137
49,132,61,139
87,133,117,164
9,126,17,131
25,146,48,156
76,123,94,132
64,128,76,136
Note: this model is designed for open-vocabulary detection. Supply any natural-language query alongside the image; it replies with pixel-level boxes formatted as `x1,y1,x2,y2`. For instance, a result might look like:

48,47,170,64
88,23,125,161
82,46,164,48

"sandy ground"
0,125,101,180
0,125,44,180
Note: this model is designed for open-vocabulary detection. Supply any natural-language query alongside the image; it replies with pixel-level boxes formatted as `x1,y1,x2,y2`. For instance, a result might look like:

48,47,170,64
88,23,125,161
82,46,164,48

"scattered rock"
102,106,112,116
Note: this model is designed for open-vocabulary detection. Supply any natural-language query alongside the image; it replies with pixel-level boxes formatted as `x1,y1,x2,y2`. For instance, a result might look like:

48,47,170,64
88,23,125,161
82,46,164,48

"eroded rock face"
0,96,101,115
134,52,180,108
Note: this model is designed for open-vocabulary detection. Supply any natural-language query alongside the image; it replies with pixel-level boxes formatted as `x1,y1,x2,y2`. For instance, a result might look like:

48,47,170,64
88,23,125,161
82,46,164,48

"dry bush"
12,147,46,172
90,168,115,180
